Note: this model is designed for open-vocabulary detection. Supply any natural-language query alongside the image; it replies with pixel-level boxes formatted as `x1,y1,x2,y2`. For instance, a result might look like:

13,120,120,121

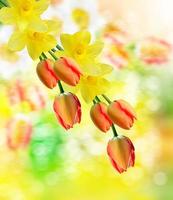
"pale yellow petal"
34,0,49,15
60,33,74,52
29,19,48,32
74,31,91,44
27,34,56,60
95,63,113,75
42,35,57,51
80,76,110,103
45,19,62,36
79,60,112,76
0,7,15,24
27,42,41,60
8,31,26,51
86,41,104,57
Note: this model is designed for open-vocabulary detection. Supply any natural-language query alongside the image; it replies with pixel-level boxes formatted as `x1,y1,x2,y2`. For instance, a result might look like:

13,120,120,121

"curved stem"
51,48,56,53
0,0,8,7
95,96,101,102
48,50,58,60
93,99,97,104
111,124,118,137
58,81,64,93
39,56,43,61
102,94,111,104
56,44,64,51
41,52,47,59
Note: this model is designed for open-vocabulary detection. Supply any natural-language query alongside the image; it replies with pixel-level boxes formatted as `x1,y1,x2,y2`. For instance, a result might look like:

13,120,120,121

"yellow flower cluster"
56,31,113,102
0,1,112,103
0,0,60,59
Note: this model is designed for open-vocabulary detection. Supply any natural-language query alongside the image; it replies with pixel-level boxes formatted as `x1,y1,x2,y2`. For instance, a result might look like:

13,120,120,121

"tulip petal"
53,93,81,130
54,57,82,86
37,59,58,89
90,103,112,132
107,136,135,172
108,100,136,129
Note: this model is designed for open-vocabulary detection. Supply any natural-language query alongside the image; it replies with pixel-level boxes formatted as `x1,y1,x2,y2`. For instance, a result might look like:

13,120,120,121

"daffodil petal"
29,19,48,32
95,63,113,75
27,42,41,60
34,0,49,15
86,41,104,57
8,31,26,51
60,33,74,53
42,35,57,51
80,76,111,103
0,7,15,24
74,31,91,44
27,34,56,60
45,19,62,36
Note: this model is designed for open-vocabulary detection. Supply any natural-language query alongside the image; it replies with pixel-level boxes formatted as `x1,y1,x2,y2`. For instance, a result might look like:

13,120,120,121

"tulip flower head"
36,59,59,89
53,92,81,130
54,57,82,86
107,135,135,173
90,102,112,132
108,99,137,129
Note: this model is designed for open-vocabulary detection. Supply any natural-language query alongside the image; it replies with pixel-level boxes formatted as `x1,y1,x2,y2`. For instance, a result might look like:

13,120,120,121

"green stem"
41,52,47,59
93,99,97,104
0,0,8,7
95,96,101,102
39,56,43,61
48,50,58,60
58,81,64,93
56,44,64,51
51,48,57,53
102,94,111,104
111,124,118,137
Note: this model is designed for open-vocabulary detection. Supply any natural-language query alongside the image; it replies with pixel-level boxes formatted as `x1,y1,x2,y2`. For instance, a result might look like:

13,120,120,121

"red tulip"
90,102,112,132
36,59,59,89
54,57,82,86
108,99,136,129
53,92,81,130
107,136,135,173
6,116,32,150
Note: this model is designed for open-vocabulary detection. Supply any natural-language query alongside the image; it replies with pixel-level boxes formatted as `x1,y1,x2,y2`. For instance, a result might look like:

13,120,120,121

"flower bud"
107,136,135,173
6,116,32,150
108,99,136,129
90,102,112,132
53,92,81,130
54,57,82,86
36,59,59,89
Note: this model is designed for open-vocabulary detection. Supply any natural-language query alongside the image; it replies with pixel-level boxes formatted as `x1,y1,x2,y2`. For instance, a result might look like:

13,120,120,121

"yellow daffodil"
8,20,58,60
71,8,89,30
56,31,112,76
77,75,111,103
0,0,49,30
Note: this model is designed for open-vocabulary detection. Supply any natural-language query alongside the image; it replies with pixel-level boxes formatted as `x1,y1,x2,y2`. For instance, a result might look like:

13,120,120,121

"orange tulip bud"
6,116,32,150
108,99,136,129
107,136,135,173
53,92,81,130
90,102,112,132
36,59,59,89
54,57,82,86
